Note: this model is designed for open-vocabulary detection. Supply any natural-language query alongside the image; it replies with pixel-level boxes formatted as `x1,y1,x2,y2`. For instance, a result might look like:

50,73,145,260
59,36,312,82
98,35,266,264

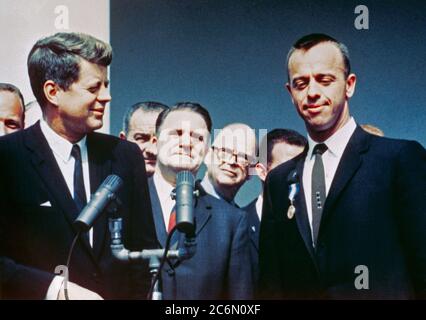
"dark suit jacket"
148,178,253,299
242,198,260,288
258,126,426,299
0,122,158,299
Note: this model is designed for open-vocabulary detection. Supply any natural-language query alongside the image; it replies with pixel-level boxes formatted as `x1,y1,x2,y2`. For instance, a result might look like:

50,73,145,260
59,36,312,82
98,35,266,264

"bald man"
0,83,25,136
201,123,257,207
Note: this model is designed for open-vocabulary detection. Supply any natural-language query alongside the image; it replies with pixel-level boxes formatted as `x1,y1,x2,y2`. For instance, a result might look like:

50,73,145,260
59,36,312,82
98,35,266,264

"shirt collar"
40,119,87,162
200,175,238,207
307,117,357,160
153,170,175,202
200,175,221,200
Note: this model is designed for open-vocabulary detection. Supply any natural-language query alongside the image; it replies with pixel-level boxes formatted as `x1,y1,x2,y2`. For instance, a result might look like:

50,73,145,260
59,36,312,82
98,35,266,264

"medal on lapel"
287,170,299,220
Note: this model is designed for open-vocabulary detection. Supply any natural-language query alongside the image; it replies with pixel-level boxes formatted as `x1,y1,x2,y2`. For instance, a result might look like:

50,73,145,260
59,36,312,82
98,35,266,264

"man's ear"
43,80,61,107
285,82,295,105
119,131,127,140
346,73,357,98
255,162,268,182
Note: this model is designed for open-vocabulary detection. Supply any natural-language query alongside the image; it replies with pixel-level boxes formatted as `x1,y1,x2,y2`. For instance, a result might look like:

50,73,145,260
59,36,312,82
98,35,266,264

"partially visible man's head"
286,33,357,142
0,83,25,136
156,102,211,184
256,128,307,182
24,100,43,128
27,32,112,142
120,101,169,177
361,124,384,137
205,123,257,201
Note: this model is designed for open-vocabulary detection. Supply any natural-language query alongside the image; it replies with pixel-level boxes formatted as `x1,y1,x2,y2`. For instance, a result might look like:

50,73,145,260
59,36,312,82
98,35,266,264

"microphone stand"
109,171,199,300
109,217,196,300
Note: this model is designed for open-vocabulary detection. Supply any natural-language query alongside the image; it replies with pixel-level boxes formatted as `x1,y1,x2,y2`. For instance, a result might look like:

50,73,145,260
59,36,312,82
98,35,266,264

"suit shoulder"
367,135,425,158
266,153,302,184
202,194,246,218
0,129,25,155
89,132,140,154
242,198,257,212
0,129,24,145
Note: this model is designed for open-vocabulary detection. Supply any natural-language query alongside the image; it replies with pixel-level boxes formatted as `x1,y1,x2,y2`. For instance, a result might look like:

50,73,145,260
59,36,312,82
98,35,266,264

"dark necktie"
311,143,328,246
71,144,87,214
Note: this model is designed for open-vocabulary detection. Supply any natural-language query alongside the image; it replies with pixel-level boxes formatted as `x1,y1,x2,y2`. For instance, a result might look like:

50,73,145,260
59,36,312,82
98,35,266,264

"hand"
57,281,103,300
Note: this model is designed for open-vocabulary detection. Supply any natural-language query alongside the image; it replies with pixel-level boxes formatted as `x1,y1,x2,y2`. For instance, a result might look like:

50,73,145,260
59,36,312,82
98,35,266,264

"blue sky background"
110,0,426,206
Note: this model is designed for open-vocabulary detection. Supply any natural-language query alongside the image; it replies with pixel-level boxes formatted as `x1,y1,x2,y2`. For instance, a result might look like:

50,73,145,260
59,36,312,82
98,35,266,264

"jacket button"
167,269,175,276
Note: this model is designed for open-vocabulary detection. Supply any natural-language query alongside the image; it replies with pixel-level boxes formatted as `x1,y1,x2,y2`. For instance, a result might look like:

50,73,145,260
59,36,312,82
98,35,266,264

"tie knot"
313,143,328,156
71,144,82,160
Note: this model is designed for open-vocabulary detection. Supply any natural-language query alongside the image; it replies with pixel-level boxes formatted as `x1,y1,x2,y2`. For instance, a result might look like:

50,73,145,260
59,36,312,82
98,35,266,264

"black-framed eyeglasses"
212,146,256,166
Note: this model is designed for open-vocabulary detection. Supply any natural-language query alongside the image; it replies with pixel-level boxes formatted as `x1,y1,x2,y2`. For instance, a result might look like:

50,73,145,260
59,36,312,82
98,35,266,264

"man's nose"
226,152,238,165
97,86,112,103
180,132,192,148
144,142,157,157
307,81,321,100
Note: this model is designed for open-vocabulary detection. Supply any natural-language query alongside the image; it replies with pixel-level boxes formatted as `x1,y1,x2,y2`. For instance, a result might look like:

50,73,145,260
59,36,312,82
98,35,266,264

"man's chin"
169,162,199,174
217,176,238,186
145,167,155,177
89,120,103,131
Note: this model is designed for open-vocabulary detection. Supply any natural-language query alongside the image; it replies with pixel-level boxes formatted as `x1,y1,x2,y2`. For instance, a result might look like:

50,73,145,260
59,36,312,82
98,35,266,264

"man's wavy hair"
27,32,112,110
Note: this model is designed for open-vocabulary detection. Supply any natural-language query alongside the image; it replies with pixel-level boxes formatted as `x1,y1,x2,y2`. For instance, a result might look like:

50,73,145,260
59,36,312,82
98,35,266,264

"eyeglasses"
212,146,256,166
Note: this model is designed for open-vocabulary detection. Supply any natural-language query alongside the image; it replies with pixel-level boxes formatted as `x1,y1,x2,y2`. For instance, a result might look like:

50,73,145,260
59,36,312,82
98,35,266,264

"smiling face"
206,124,256,198
156,110,209,179
0,91,24,136
49,59,111,142
286,42,356,141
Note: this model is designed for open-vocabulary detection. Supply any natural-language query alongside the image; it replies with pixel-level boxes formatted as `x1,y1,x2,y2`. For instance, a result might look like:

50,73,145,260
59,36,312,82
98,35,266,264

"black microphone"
174,171,196,235
74,174,123,232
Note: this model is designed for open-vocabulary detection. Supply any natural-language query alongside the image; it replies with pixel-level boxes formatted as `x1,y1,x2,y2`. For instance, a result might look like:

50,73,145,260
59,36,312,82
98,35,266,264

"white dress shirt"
255,194,263,222
302,117,357,244
153,171,176,229
40,120,93,299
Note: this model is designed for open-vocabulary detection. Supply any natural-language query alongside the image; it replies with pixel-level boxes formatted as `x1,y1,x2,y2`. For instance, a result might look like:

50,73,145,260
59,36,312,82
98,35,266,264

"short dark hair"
122,101,169,134
286,33,351,80
0,83,25,108
156,102,212,134
27,32,112,110
260,128,307,167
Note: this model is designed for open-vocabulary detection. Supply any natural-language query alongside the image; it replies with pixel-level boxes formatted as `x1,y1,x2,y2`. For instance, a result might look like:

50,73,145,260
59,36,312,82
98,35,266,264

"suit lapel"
176,193,212,250
293,154,317,264
320,127,370,229
24,123,98,265
194,196,212,236
246,200,260,251
148,178,169,248
87,133,112,259
193,181,212,236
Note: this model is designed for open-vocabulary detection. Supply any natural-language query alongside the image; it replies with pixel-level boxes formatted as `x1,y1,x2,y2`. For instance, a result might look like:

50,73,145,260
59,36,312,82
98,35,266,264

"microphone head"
176,170,195,185
102,174,123,193
175,171,195,235
74,174,123,232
